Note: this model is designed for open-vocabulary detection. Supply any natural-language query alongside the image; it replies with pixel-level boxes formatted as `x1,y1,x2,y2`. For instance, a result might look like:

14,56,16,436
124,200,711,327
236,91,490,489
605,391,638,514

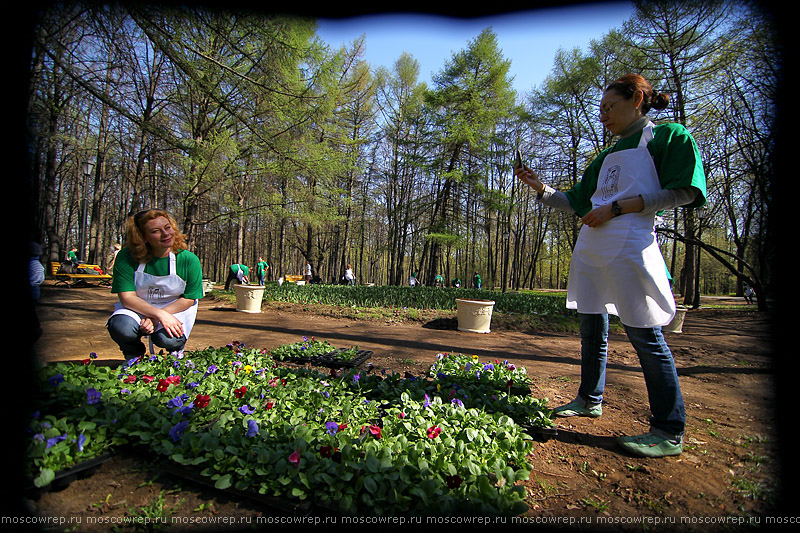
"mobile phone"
514,148,523,170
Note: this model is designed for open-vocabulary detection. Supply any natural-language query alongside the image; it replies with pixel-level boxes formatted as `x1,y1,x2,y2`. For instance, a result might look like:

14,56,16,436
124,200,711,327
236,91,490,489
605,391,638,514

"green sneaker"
551,398,602,418
617,433,682,458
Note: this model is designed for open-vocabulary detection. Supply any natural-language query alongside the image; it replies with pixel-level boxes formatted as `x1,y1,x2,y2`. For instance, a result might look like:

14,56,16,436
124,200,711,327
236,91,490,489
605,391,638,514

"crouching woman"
107,209,203,357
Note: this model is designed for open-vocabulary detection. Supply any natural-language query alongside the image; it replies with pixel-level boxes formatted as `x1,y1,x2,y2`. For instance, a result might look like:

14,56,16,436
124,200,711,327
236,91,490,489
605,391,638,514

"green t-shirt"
111,247,204,300
564,122,707,217
231,264,250,276
256,261,269,276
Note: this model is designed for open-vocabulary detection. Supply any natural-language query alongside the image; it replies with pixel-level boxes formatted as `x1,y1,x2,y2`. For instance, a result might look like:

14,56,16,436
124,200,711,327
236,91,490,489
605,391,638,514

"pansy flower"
46,434,67,448
194,394,211,408
234,386,247,399
319,445,336,458
166,395,185,410
427,426,442,439
445,475,463,489
288,449,301,467
169,420,189,442
361,425,381,439
325,422,339,436
86,388,102,405
239,404,256,415
246,419,259,437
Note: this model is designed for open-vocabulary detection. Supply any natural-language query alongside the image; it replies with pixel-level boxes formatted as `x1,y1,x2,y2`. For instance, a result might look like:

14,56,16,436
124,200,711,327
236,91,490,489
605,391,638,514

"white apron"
109,252,198,338
566,123,675,328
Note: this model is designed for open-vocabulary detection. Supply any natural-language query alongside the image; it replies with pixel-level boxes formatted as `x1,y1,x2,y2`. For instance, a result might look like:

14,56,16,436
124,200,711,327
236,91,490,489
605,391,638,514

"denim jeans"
577,313,685,439
107,313,187,356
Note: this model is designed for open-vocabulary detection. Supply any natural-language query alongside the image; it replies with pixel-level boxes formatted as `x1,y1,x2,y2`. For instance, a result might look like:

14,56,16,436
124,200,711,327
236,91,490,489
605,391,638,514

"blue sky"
315,3,635,95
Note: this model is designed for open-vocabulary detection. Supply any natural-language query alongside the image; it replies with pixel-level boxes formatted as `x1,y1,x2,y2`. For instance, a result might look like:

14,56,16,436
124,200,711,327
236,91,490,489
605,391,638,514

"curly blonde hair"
125,209,187,263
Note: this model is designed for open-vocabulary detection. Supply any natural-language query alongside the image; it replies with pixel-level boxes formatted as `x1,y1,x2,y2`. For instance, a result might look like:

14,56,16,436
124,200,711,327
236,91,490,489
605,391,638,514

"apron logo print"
148,286,165,301
601,164,620,201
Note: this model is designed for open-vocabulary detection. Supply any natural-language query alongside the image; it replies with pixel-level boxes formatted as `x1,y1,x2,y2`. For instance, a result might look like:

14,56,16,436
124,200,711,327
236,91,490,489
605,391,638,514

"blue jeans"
577,313,685,439
107,314,187,356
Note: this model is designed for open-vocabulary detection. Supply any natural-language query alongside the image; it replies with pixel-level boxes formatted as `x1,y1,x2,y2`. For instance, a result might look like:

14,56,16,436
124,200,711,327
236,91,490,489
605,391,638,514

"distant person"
304,261,312,283
225,263,250,291
66,246,78,264
29,242,45,301
107,209,203,358
452,277,462,288
109,243,121,275
409,272,419,287
472,272,482,290
344,264,355,286
256,257,269,286
743,283,755,304
433,274,444,287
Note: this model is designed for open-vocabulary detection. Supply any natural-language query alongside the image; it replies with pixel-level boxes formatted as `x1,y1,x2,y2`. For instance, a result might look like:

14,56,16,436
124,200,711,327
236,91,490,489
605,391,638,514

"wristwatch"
611,201,622,217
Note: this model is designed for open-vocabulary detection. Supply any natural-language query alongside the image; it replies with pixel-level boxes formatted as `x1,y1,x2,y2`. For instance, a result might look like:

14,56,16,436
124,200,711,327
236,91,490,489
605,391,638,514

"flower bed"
269,336,372,368
26,341,553,516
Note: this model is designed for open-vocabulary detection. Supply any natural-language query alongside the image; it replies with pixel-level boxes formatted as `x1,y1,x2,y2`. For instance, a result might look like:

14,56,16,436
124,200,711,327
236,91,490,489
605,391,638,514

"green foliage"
261,284,576,317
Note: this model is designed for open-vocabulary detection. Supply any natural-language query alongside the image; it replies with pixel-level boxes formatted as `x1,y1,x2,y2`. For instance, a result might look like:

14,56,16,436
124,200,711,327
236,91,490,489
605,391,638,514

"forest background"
21,0,782,310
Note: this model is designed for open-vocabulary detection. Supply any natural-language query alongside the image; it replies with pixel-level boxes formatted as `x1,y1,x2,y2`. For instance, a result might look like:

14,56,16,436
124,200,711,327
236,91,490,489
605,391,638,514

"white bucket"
202,279,214,295
234,284,265,313
456,299,495,333
663,305,688,333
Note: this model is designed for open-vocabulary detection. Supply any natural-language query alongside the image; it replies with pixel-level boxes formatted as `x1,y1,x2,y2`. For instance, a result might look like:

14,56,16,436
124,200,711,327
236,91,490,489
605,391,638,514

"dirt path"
23,284,786,530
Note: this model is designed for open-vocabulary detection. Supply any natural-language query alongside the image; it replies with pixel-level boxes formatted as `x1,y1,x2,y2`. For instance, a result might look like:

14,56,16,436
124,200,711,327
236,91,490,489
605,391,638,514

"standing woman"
256,256,269,286
515,74,706,457
107,209,204,358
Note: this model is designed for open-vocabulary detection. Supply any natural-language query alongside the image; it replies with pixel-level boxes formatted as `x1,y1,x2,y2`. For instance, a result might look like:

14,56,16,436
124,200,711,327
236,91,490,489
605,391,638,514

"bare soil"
18,282,789,531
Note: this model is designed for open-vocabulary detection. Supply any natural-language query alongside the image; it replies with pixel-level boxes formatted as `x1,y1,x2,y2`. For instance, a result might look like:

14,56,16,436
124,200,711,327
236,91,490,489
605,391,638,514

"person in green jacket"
472,272,482,290
225,263,250,291
256,257,269,286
